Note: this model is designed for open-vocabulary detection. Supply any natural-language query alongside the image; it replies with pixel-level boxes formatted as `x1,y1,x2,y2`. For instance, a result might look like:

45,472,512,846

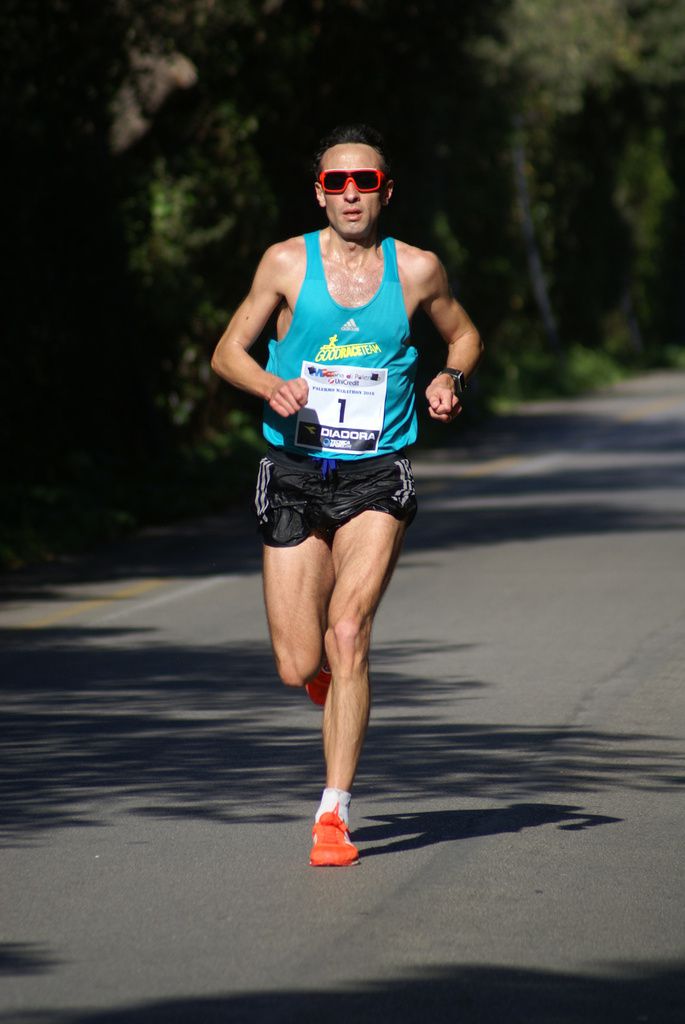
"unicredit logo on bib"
305,364,381,388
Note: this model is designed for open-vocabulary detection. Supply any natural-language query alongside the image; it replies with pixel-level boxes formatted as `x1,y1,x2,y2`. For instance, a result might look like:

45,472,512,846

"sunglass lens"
351,171,380,190
322,171,348,192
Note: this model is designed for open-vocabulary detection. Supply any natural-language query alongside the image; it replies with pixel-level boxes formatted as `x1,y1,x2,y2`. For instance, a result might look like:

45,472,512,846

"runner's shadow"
355,803,621,857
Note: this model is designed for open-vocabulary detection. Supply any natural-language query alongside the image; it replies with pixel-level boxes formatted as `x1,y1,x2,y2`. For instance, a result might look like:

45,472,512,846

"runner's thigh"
263,534,335,680
329,510,407,624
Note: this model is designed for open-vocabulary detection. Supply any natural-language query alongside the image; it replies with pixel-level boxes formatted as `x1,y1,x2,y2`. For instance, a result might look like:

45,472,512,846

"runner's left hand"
425,382,462,422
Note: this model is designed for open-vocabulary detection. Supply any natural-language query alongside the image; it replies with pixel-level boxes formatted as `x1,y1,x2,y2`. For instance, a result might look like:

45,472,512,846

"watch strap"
438,368,465,394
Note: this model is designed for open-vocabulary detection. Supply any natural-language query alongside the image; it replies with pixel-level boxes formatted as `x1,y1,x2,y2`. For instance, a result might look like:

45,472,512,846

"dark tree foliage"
3,2,134,473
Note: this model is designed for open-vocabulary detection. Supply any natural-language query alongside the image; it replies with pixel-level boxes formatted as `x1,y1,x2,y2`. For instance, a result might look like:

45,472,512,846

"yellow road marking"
18,578,166,630
461,456,523,478
619,396,685,423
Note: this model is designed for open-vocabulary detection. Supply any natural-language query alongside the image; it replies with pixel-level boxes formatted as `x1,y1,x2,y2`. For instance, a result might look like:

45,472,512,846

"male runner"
211,124,483,867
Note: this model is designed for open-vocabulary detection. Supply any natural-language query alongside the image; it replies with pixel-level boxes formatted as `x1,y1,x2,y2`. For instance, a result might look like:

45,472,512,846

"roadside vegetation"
3,1,684,569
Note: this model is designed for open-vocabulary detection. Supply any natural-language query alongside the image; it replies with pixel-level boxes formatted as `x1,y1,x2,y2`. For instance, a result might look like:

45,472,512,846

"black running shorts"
255,447,418,547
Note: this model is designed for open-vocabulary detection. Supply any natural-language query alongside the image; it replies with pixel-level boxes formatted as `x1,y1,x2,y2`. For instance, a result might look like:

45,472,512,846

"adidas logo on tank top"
340,318,360,332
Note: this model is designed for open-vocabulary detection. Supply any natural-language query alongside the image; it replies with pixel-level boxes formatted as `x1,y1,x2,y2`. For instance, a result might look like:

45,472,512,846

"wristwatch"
438,368,466,395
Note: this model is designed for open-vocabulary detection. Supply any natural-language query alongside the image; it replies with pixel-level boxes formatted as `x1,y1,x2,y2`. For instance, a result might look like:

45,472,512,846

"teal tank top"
263,231,417,460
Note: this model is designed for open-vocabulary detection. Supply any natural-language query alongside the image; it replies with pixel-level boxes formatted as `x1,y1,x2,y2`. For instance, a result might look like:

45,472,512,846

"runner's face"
315,143,393,239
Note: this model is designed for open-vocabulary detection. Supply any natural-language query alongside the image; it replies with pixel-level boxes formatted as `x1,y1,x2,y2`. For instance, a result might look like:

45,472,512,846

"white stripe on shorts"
393,458,413,507
255,457,274,521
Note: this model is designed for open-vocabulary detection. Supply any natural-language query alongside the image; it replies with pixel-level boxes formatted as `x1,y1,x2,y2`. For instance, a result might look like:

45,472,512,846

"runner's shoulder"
253,239,307,299
393,240,443,284
260,236,307,272
393,240,445,298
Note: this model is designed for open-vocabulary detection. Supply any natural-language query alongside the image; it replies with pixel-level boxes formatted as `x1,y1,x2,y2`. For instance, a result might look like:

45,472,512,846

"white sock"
315,787,351,825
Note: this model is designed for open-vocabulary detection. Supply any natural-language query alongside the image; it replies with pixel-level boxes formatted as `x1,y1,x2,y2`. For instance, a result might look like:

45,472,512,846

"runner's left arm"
420,255,484,422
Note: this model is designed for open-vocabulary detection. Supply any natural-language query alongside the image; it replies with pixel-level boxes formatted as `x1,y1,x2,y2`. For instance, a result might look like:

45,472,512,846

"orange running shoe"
310,810,360,867
305,662,331,706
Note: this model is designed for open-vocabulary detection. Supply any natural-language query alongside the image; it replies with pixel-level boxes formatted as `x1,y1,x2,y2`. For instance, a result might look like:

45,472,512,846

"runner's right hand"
268,377,309,417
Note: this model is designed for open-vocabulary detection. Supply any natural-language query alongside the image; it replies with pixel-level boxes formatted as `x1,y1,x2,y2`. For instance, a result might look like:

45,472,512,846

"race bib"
295,362,388,454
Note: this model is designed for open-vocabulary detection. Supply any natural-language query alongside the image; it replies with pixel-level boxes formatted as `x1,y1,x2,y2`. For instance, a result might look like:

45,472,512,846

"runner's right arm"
211,242,308,417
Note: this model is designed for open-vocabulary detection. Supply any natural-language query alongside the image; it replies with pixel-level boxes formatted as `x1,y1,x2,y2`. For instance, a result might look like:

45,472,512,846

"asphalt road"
2,370,685,1024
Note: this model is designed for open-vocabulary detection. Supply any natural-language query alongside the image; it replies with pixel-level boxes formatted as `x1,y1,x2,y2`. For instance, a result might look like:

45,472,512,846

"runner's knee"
328,615,370,659
273,651,319,688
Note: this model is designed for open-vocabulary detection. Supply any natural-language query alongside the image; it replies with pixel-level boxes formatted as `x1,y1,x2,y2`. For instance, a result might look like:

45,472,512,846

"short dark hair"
313,124,391,176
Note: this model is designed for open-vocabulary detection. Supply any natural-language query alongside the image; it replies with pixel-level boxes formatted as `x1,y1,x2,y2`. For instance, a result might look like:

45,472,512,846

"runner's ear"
314,181,327,208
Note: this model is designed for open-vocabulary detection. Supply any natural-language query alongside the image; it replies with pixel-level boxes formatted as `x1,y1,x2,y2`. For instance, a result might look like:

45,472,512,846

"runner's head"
314,125,394,238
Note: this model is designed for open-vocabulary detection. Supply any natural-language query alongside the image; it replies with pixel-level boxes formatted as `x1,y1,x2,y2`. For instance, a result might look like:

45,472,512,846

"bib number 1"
295,362,388,454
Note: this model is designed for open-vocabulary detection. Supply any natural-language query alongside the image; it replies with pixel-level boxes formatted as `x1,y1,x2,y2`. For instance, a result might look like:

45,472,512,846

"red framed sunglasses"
318,168,387,194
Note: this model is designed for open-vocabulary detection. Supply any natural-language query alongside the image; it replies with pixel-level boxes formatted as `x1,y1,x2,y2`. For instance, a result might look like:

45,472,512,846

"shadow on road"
354,803,621,857
0,511,262,604
2,633,682,844
11,959,684,1023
